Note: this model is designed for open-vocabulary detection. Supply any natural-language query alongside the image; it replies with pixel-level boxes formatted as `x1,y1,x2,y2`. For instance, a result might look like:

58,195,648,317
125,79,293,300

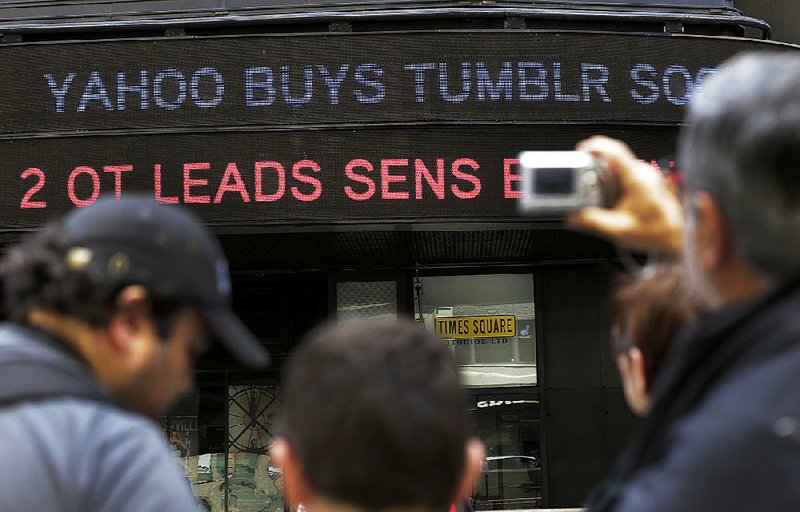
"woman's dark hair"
1,224,188,337
611,264,707,384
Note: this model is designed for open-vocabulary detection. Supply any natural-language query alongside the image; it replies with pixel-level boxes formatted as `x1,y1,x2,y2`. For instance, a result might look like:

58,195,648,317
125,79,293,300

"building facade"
0,1,794,509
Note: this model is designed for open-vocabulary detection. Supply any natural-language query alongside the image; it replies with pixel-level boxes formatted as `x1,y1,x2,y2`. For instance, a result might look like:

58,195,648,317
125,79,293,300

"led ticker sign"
2,125,679,228
0,31,794,228
6,31,792,134
0,126,675,229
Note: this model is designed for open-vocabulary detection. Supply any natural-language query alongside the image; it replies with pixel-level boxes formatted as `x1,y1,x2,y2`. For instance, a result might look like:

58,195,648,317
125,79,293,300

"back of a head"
278,319,468,511
679,51,800,283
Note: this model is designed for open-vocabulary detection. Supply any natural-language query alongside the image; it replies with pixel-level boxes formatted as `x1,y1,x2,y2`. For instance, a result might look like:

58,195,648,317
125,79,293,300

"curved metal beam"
0,6,771,40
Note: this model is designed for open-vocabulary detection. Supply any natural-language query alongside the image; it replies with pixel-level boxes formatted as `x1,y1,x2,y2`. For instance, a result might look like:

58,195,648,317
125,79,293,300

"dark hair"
1,224,188,337
611,265,706,384
679,52,800,282
277,319,468,510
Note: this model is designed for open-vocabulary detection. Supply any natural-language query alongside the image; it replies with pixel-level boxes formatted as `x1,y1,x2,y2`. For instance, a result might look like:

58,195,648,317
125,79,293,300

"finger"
568,207,682,254
576,136,642,189
567,207,635,238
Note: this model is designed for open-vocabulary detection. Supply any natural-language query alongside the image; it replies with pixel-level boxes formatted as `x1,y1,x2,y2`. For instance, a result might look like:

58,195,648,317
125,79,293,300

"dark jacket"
587,280,800,512
0,323,198,512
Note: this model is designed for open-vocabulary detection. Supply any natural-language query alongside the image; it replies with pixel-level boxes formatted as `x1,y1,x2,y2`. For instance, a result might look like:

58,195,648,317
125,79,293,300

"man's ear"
453,437,486,504
691,191,729,271
106,284,150,353
270,437,312,506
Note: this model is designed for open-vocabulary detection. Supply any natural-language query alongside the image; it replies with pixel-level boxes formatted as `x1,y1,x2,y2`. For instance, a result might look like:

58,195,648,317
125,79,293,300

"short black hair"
277,319,468,510
1,223,189,337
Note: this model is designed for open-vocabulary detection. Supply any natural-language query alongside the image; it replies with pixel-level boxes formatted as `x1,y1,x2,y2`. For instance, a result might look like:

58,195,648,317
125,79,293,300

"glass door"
470,391,542,510
415,273,542,509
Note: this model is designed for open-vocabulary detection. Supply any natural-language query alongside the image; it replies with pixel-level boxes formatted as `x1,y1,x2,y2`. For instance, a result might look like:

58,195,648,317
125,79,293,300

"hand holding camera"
518,150,620,214
519,136,684,256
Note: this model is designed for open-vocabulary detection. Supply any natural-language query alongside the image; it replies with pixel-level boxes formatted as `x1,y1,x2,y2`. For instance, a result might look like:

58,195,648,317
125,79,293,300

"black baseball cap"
59,194,269,368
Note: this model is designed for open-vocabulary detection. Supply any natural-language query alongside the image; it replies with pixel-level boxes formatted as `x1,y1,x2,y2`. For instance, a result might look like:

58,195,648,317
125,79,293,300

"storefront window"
168,277,326,511
164,389,229,512
165,384,283,512
337,281,398,320
417,274,536,387
161,396,212,507
227,385,283,512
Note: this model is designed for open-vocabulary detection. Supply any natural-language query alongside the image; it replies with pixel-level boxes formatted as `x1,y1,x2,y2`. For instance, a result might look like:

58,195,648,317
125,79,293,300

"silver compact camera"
518,151,619,215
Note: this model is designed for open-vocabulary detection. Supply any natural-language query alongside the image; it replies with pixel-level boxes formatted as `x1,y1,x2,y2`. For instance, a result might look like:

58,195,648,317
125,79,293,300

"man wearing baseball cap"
0,195,268,511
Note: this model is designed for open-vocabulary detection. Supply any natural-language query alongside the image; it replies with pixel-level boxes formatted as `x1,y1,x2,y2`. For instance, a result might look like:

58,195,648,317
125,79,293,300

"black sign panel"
0,31,793,229
3,32,791,135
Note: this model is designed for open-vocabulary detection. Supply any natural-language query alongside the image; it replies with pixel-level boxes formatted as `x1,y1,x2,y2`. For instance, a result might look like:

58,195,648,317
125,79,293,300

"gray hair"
678,52,800,283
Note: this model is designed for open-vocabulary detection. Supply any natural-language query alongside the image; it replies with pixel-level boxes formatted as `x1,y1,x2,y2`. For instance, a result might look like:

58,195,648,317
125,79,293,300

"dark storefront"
0,1,794,509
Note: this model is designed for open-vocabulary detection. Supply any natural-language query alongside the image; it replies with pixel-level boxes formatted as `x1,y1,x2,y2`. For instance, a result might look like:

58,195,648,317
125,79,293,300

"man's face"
120,308,209,418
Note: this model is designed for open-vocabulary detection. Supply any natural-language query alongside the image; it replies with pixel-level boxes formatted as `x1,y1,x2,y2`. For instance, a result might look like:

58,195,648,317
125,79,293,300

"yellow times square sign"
435,315,517,339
